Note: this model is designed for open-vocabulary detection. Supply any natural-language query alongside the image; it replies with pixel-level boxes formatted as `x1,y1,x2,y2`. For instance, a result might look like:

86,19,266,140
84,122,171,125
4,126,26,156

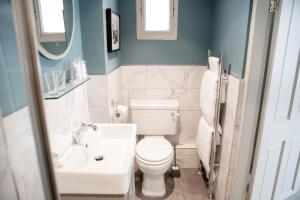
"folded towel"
196,117,215,176
53,146,73,168
200,70,219,127
50,134,72,158
208,56,220,74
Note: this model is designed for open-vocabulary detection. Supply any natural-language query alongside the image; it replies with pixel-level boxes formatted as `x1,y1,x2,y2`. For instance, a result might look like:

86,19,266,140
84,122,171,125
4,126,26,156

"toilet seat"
136,153,173,166
135,137,173,165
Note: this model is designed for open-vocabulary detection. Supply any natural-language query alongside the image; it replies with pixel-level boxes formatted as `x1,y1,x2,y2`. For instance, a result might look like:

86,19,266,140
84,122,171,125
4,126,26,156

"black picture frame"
106,9,120,52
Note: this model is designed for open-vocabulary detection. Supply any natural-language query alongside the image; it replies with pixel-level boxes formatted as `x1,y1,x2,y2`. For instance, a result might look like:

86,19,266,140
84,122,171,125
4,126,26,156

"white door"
250,0,300,199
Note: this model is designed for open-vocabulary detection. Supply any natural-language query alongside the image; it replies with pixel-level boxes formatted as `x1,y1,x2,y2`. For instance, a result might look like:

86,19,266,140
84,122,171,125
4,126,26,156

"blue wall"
211,0,252,78
80,0,105,74
119,0,212,66
40,0,83,73
0,0,84,116
0,0,28,116
80,0,120,75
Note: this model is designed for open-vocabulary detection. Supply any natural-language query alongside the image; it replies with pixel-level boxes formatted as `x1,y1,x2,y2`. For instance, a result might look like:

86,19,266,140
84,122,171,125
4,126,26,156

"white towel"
208,56,220,74
50,134,72,158
53,146,73,168
200,70,219,127
196,117,214,175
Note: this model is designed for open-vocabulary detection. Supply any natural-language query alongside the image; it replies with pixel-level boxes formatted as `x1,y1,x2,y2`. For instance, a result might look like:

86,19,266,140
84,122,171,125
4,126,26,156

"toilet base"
142,174,166,197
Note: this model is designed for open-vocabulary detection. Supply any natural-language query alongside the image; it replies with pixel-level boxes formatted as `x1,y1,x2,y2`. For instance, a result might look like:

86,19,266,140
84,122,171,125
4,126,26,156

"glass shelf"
44,77,90,100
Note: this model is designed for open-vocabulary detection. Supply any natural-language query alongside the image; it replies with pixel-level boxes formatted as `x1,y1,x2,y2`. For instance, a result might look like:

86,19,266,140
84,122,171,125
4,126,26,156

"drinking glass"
56,70,66,91
44,71,59,95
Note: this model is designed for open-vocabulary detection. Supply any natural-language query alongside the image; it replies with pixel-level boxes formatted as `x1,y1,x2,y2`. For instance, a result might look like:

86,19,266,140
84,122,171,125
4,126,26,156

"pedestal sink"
55,124,137,195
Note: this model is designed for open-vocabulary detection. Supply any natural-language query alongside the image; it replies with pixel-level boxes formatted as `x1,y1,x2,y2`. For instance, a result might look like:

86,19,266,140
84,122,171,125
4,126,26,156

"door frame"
10,0,59,199
229,0,278,199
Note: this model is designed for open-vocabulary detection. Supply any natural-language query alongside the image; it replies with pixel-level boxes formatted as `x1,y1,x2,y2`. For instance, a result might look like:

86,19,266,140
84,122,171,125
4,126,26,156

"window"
34,0,66,42
136,0,178,40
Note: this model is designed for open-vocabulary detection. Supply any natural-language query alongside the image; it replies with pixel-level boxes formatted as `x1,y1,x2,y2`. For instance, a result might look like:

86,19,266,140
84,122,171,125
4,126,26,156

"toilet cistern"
130,99,180,197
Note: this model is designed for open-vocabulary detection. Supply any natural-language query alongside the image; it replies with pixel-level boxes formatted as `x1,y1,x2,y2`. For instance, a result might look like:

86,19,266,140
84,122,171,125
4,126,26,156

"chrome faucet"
81,122,98,131
72,122,97,144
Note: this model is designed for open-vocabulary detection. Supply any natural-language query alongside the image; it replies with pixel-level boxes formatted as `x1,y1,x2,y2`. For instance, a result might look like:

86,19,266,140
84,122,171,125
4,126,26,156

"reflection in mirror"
33,0,74,59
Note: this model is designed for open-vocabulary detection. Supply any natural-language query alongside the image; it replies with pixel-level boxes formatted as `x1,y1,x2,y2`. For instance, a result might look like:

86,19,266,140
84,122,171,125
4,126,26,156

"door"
250,0,300,199
0,0,54,199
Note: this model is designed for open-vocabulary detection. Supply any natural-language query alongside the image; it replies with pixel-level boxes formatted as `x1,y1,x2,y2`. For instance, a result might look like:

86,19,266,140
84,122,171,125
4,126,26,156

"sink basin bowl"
55,123,137,195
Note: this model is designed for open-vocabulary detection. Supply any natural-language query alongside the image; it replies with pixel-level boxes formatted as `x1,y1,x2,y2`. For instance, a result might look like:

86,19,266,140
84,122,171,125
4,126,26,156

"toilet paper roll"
111,105,128,123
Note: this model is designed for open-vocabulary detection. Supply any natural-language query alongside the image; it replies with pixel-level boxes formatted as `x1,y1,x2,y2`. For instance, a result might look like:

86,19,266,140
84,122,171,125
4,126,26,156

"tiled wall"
120,65,206,146
87,67,123,123
87,65,206,168
86,66,244,169
44,83,89,139
0,83,89,199
1,107,45,200
87,65,207,146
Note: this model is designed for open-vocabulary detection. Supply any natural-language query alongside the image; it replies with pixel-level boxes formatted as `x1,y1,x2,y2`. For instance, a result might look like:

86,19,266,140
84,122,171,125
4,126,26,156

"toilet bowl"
130,99,180,197
135,136,173,197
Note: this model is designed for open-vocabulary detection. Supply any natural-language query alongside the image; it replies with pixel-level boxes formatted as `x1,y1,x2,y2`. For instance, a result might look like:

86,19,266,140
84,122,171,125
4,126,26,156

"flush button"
94,155,104,161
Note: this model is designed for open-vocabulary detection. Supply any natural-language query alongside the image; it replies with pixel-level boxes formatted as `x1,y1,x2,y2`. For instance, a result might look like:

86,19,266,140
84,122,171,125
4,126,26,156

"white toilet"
130,99,180,197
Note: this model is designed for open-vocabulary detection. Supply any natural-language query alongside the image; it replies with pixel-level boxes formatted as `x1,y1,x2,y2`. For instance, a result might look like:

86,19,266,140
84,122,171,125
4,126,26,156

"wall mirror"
33,0,75,60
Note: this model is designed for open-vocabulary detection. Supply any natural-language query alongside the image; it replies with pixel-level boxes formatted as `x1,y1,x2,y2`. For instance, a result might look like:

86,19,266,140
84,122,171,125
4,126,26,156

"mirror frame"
38,0,75,60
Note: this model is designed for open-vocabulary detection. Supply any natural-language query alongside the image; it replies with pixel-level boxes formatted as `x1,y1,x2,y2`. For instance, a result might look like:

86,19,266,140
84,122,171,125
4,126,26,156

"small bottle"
82,60,88,79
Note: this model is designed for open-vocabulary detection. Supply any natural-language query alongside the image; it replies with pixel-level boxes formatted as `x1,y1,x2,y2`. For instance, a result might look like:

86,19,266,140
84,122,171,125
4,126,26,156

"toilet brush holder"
171,145,181,177
171,165,181,177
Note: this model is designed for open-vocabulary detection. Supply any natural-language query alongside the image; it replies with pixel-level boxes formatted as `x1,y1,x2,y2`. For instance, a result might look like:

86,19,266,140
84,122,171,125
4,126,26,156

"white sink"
55,124,137,195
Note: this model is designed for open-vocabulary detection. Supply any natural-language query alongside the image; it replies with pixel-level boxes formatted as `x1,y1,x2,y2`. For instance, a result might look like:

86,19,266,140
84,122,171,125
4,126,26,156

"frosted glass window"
144,0,170,32
136,0,178,40
39,0,65,33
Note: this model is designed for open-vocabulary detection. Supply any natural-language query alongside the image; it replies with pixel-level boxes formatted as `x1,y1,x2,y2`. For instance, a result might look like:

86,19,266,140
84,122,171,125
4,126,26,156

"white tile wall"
122,66,146,89
147,66,185,89
1,107,46,200
85,68,123,123
119,65,206,168
119,65,206,146
86,66,244,170
87,75,108,108
87,75,109,123
44,83,89,138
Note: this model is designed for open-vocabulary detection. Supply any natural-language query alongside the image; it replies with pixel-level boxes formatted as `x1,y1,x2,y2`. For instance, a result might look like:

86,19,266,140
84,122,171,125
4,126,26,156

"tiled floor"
287,190,300,200
135,169,209,200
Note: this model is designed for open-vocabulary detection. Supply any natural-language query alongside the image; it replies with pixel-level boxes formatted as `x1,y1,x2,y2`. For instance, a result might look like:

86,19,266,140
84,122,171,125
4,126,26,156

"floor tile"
135,169,208,200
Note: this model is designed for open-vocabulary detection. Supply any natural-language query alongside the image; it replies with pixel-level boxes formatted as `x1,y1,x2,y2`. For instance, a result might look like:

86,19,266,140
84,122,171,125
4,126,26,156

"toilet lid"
135,137,173,162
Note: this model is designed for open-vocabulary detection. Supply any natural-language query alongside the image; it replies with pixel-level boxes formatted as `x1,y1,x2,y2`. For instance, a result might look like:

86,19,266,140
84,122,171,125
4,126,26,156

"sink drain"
94,155,104,161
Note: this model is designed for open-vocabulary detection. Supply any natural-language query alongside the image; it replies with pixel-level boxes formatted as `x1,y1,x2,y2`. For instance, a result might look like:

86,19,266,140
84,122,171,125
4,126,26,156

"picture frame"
106,8,120,52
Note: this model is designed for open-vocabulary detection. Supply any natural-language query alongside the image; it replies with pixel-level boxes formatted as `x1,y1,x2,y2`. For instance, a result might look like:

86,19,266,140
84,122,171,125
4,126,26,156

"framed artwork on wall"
106,8,120,52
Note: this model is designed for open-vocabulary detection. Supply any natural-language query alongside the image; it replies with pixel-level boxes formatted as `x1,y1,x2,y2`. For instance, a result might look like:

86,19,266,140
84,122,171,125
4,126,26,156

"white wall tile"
166,89,200,111
184,66,206,89
0,125,18,200
176,147,198,156
3,108,39,178
181,110,201,133
128,88,167,100
107,67,121,103
147,66,185,89
120,89,129,106
89,107,110,123
118,65,203,147
2,107,45,199
18,165,44,200
44,96,70,132
121,66,146,89
179,131,197,145
87,75,108,108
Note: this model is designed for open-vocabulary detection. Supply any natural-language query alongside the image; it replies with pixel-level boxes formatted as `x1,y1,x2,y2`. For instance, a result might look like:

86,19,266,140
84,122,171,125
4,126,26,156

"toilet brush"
171,145,181,177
